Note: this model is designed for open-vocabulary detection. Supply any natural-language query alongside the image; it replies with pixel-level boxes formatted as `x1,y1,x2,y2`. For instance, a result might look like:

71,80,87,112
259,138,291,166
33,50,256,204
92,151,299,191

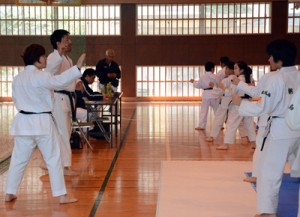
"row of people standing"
5,29,121,204
232,39,300,217
190,57,256,150
191,40,300,217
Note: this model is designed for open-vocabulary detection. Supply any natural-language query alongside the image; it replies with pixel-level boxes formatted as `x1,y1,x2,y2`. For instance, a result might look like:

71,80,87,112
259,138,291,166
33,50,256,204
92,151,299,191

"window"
136,65,271,97
0,66,121,99
288,2,300,33
251,65,270,85
137,3,271,35
0,5,120,35
0,66,22,98
137,66,202,97
0,103,15,161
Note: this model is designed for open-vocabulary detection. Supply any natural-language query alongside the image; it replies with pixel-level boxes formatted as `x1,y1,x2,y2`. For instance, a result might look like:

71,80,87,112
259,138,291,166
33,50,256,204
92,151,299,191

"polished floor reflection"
0,102,254,217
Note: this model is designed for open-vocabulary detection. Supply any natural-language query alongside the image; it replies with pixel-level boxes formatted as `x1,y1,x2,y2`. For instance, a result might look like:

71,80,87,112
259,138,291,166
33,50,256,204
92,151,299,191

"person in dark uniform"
75,68,103,121
95,49,121,92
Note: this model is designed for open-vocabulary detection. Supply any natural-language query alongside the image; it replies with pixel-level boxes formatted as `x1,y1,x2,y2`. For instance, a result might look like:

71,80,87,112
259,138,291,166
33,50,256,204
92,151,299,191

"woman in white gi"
5,44,85,204
206,61,248,143
190,61,220,130
216,61,256,150
232,39,300,217
46,29,76,175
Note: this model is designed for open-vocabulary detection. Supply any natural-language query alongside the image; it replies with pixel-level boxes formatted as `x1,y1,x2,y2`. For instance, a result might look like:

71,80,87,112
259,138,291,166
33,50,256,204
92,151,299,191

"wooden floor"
0,102,254,217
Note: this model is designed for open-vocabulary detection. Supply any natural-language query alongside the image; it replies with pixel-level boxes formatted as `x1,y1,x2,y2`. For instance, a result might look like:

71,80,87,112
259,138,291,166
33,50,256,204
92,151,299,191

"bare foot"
206,137,213,142
241,137,249,145
195,127,205,130
255,214,277,217
39,165,48,171
64,168,79,176
59,195,78,204
216,144,229,150
243,176,257,183
5,194,17,202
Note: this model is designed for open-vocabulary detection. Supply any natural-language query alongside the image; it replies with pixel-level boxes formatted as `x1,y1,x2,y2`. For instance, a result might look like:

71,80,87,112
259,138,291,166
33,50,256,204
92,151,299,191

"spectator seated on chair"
75,68,103,123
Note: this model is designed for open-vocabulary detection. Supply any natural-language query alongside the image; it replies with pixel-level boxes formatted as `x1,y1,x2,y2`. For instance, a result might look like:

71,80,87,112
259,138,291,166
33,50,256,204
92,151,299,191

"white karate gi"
209,74,247,138
236,72,276,176
238,66,300,214
6,65,80,197
216,67,226,81
223,75,256,144
210,74,248,139
285,87,300,217
46,50,75,168
193,71,219,129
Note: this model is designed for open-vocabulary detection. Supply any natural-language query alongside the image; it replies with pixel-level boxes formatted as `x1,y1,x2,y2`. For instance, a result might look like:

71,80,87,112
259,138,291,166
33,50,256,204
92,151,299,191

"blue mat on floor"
246,172,299,217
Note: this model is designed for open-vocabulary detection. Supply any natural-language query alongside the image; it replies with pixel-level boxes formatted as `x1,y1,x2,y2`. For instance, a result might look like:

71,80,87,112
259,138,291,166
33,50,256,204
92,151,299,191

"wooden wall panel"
0,1,299,99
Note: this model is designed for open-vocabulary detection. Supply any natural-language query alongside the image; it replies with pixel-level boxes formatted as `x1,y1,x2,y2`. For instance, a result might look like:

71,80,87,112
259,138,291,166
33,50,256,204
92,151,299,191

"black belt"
241,95,251,99
260,116,280,151
203,88,213,90
54,90,76,121
20,110,51,115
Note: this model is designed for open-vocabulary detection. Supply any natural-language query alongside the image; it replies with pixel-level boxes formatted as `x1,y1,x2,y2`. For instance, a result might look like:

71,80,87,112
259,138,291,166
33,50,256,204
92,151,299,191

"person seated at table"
75,68,103,122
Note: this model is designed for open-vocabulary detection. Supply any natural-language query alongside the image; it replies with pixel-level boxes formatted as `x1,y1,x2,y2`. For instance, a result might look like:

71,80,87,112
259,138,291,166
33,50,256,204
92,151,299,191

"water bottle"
106,82,112,97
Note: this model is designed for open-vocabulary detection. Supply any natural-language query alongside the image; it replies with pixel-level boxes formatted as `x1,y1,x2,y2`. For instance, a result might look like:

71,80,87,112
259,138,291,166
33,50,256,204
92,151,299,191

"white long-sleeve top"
212,74,235,109
223,74,247,98
193,71,219,99
46,49,75,92
236,71,277,127
10,65,81,136
286,88,300,130
216,67,226,81
284,75,300,177
238,66,300,139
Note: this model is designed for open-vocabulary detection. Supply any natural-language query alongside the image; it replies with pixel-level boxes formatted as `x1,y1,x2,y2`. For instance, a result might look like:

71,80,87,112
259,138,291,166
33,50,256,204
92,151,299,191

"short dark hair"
220,56,230,64
50,29,70,49
21,44,45,66
224,61,234,70
205,61,215,72
266,39,297,67
82,68,96,78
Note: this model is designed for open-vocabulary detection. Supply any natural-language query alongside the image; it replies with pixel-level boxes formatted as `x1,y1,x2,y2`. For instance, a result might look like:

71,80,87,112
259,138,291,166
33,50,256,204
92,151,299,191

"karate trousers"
6,129,66,197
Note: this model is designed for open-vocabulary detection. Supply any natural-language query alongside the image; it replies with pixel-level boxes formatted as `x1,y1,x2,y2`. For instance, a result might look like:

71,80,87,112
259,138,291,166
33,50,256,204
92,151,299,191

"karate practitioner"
285,86,300,217
206,61,248,143
216,62,256,150
216,56,230,81
46,29,76,175
190,61,219,130
232,39,300,217
232,71,277,182
286,87,300,130
5,44,85,204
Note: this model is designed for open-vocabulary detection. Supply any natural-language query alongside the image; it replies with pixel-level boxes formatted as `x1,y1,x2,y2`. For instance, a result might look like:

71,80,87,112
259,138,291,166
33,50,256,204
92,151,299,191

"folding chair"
72,119,94,151
70,94,94,151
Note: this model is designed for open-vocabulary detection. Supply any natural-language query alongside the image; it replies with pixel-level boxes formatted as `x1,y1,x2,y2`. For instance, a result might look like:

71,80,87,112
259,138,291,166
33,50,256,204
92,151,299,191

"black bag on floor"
89,123,110,140
70,131,82,149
